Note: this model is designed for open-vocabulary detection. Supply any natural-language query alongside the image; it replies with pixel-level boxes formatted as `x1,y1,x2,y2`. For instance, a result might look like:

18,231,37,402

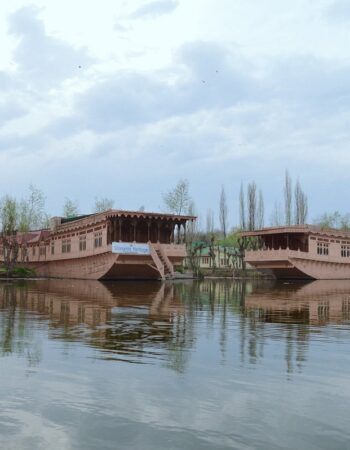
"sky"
0,0,350,227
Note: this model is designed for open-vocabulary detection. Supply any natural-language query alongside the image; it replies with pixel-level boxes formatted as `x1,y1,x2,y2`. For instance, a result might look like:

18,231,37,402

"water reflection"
1,279,350,373
1,279,350,449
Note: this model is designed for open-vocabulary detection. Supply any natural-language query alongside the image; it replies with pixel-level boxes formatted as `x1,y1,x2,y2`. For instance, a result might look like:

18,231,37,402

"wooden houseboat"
241,225,350,280
1,210,195,280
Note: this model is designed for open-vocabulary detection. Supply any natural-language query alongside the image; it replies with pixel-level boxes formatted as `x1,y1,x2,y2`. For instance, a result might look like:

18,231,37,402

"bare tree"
315,211,350,230
294,180,308,224
186,201,198,242
257,189,264,229
18,185,47,231
270,201,283,226
219,186,228,238
63,198,79,218
206,209,214,235
247,182,257,231
163,179,191,215
93,197,114,213
239,183,246,230
284,170,292,226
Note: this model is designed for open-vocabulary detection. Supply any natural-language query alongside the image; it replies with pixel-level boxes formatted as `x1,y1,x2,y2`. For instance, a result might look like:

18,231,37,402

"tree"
186,201,198,242
247,182,257,231
239,183,246,230
63,198,79,218
0,196,19,271
18,185,47,231
163,179,191,215
219,186,228,238
284,170,292,226
0,196,17,235
93,197,114,213
294,180,308,225
270,201,283,226
206,209,214,235
257,189,264,229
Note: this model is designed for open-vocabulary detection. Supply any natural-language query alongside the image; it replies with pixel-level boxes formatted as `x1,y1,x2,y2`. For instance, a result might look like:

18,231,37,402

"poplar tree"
284,170,292,226
219,186,228,238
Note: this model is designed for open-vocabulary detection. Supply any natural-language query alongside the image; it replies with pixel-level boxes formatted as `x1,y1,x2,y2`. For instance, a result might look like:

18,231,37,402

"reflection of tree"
1,279,346,375
0,284,42,367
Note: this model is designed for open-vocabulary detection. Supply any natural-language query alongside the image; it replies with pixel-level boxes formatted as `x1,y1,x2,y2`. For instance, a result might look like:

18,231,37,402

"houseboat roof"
49,209,196,234
240,225,350,239
59,209,196,224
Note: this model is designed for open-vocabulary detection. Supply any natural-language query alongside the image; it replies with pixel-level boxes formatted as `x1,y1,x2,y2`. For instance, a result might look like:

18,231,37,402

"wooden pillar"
183,221,186,244
113,220,117,242
157,222,161,243
119,218,123,242
133,220,137,242
147,221,151,242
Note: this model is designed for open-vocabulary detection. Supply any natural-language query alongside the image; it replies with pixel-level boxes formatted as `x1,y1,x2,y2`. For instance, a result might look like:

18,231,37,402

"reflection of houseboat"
1,210,195,280
241,225,350,280
245,280,350,325
0,279,183,327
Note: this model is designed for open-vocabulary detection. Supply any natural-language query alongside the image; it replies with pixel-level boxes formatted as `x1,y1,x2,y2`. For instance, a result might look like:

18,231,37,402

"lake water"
1,279,350,450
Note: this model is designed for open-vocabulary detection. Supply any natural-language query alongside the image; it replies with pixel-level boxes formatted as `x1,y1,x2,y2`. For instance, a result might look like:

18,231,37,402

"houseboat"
1,210,195,280
241,225,350,280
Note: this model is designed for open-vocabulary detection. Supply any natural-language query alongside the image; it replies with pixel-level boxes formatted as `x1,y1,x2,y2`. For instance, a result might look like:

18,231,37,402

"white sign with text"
112,242,150,255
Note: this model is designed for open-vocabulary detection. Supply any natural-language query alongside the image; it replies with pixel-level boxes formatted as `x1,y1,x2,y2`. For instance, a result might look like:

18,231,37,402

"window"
341,245,350,257
62,239,71,253
94,231,103,248
39,245,46,257
51,242,55,255
32,246,36,256
202,256,209,264
79,235,87,251
317,242,329,255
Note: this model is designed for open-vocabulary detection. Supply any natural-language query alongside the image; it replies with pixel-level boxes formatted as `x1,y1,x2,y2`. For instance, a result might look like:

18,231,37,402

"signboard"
112,242,150,255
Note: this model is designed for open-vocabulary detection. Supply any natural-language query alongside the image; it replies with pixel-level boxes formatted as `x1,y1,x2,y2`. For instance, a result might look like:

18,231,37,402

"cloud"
130,0,179,19
326,0,350,21
0,101,26,126
51,42,255,135
1,0,350,221
8,5,93,88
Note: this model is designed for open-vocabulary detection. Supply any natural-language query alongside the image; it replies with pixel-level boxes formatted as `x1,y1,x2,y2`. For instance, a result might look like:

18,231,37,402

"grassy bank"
0,267,36,278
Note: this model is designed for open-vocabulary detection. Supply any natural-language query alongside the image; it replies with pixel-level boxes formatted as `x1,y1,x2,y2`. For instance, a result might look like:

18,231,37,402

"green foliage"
18,185,47,231
0,185,48,234
63,198,79,218
163,179,191,215
314,211,350,230
12,267,35,276
93,197,115,213
0,266,35,277
0,195,17,234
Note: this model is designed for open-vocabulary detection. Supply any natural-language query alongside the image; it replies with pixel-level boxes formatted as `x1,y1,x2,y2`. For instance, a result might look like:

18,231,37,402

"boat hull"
25,252,162,280
245,249,350,280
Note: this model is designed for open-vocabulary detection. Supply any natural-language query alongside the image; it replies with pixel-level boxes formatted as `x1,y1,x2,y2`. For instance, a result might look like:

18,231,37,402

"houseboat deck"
241,225,350,280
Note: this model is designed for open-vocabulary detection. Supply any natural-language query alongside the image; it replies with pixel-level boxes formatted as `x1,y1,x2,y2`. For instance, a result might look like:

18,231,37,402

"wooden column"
119,218,123,242
157,222,161,243
113,220,117,242
133,220,137,242
147,221,151,242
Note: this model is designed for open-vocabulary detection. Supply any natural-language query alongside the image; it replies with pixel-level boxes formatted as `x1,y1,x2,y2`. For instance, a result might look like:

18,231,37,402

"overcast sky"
0,0,349,226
